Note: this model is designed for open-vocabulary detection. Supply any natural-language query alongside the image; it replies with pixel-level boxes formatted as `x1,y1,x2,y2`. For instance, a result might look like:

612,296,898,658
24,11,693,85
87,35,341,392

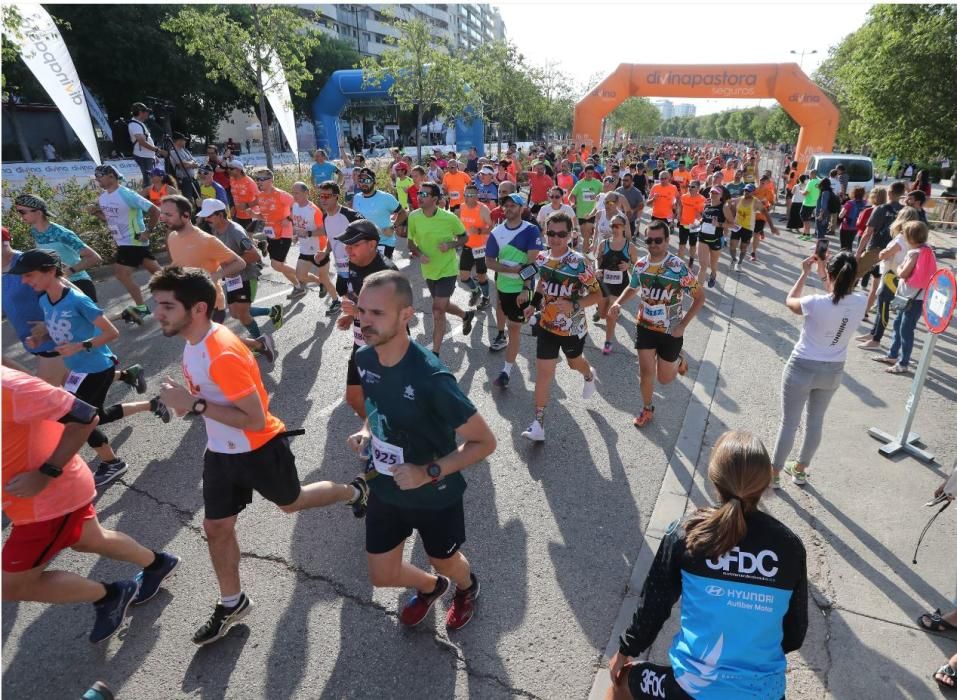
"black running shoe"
462,310,475,336
150,397,172,424
121,364,147,394
489,331,507,353
349,476,369,518
326,298,342,317
93,459,127,488
192,594,254,646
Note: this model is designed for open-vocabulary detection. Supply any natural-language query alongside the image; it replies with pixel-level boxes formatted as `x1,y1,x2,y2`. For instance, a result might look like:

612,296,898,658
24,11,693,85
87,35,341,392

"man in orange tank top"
457,184,493,309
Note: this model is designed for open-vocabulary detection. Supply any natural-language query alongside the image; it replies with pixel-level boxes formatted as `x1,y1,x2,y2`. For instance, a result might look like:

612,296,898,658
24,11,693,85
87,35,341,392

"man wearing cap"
407,181,476,356
475,167,499,206
729,183,776,267
333,219,398,418
252,169,303,297
353,167,407,259
310,149,342,189
128,102,167,184
227,160,259,232
441,160,472,213
92,164,161,322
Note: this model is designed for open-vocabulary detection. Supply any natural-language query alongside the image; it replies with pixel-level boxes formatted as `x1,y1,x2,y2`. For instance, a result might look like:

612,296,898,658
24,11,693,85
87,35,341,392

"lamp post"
789,48,818,70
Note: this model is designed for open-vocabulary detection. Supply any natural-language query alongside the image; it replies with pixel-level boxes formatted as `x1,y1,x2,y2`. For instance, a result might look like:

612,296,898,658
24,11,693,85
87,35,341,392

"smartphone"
519,263,539,281
815,238,829,259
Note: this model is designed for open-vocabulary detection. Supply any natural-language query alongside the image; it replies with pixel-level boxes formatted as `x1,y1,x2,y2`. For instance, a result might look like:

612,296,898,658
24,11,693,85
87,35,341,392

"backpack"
111,118,148,157
827,191,841,214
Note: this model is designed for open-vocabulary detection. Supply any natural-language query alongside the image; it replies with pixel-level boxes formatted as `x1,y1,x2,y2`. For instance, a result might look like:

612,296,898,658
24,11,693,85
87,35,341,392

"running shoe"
318,284,327,299
729,258,736,270
132,553,181,605
121,306,145,326
269,304,284,330
468,287,481,307
121,364,147,394
477,296,490,311
783,462,808,486
349,476,369,519
592,310,601,323
150,397,172,424
192,594,254,646
489,331,508,353
602,341,613,355
707,273,717,289
256,240,268,257
258,334,277,363
90,579,139,644
446,574,480,631
633,406,655,428
582,369,597,400
399,576,449,627
771,474,782,490
492,370,510,389
82,681,115,700
326,298,342,317
462,310,476,336
93,459,127,488
521,420,545,442
287,285,307,300
737,252,745,266
749,252,758,262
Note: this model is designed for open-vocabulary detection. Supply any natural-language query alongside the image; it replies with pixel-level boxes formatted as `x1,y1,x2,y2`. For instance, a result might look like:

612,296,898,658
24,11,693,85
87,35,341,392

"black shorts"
800,205,815,222
536,329,586,360
71,278,97,302
365,490,466,559
336,276,349,297
677,225,697,246
305,252,331,268
346,345,362,386
459,246,488,274
624,662,690,700
698,233,723,252
73,364,117,407
378,244,395,259
426,276,457,299
498,290,526,323
635,325,683,363
602,281,628,299
115,245,155,268
226,280,255,305
266,238,292,263
202,434,302,520
730,227,753,244
754,219,766,234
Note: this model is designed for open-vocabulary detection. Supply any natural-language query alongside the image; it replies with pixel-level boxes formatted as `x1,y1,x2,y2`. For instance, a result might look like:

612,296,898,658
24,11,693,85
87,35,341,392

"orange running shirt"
167,229,236,310
755,183,776,221
182,324,285,454
442,171,473,208
1,367,96,526
672,170,691,193
649,183,679,219
679,193,707,226
459,202,489,249
230,175,259,219
256,188,294,239
690,165,708,182
721,166,737,183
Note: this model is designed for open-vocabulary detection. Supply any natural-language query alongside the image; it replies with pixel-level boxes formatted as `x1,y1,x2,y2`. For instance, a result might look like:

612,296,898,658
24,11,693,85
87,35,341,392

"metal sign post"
868,268,957,461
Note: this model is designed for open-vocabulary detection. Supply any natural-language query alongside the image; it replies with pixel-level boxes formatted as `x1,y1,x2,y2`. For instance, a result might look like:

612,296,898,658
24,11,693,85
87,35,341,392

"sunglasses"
256,177,272,183
546,230,569,238
645,237,666,245
419,192,437,198
359,178,375,184
318,193,337,200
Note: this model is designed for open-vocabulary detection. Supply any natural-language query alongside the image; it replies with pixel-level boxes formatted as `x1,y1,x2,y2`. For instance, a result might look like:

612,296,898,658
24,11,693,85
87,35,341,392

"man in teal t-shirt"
407,181,475,356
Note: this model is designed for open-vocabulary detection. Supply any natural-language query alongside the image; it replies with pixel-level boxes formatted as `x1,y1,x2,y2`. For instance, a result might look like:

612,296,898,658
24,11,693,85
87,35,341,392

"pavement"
2,210,955,700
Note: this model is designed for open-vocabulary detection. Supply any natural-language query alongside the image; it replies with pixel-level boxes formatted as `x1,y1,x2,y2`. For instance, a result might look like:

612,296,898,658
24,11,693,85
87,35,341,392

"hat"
336,219,381,245
197,164,214,175
479,166,495,175
709,187,724,195
14,193,48,214
226,159,245,171
197,198,227,218
94,164,123,179
501,192,526,207
743,184,756,193
394,162,408,172
2,227,10,242
8,248,61,274
148,167,166,177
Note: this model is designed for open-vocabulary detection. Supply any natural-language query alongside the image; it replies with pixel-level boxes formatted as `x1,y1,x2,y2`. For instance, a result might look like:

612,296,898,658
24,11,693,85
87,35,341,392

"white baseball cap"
226,159,245,171
197,198,227,218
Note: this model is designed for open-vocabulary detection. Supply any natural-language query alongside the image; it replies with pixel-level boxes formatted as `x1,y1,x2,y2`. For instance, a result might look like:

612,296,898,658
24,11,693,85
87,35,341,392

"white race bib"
583,191,597,202
603,270,624,285
377,245,386,256
450,190,462,201
264,226,276,239
336,260,349,274
352,323,366,347
471,246,486,258
701,222,716,235
371,435,404,476
640,301,667,324
224,275,243,292
64,371,87,394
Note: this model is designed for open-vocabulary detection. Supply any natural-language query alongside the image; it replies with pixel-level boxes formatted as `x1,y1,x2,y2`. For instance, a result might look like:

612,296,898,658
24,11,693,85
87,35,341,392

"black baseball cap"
8,248,61,274
336,219,380,244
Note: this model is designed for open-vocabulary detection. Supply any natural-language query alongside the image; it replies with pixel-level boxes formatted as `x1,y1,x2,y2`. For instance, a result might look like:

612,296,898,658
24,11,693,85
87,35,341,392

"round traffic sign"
923,267,956,334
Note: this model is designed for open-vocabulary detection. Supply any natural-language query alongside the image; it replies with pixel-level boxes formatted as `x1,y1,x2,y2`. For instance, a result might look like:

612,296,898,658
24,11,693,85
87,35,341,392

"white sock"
503,362,513,375
221,592,242,608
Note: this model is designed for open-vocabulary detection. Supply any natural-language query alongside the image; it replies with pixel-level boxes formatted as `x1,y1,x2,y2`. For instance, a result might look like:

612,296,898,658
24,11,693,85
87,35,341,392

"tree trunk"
253,4,273,170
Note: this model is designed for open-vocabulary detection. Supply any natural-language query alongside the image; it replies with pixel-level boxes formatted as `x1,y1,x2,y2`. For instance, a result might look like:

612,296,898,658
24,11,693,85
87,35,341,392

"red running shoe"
633,406,655,428
399,575,449,627
446,574,481,631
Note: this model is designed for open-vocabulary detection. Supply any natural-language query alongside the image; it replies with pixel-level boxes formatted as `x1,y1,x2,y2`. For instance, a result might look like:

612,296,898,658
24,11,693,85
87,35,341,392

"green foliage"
609,98,661,140
658,106,799,146
292,37,361,119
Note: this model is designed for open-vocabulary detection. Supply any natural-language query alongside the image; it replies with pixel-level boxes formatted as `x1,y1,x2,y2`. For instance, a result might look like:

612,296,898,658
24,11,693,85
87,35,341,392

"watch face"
427,463,441,478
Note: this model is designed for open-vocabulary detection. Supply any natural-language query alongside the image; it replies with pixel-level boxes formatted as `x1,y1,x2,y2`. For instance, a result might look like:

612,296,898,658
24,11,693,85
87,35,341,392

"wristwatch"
189,398,208,415
426,462,442,485
38,462,63,478
82,340,94,351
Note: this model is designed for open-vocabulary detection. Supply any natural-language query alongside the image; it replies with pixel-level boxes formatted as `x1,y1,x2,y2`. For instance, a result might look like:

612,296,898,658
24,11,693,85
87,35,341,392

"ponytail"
685,497,748,559
828,251,857,304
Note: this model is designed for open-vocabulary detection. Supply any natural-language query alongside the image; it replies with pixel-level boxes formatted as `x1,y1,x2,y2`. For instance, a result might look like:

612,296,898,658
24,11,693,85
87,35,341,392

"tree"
360,15,475,162
465,40,537,152
815,4,957,163
763,107,799,146
292,37,360,120
608,98,661,140
164,4,323,169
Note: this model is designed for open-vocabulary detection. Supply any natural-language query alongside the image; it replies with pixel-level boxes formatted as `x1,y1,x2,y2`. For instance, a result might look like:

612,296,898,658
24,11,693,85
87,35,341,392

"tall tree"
164,4,322,168
360,15,474,162
608,98,661,140
292,37,360,120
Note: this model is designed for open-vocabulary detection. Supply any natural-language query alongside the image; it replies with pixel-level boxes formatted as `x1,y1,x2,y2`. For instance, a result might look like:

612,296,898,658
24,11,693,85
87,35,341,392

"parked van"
806,153,875,194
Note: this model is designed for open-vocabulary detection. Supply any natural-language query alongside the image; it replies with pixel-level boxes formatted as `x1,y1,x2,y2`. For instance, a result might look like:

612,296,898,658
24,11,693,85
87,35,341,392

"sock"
534,406,546,425
459,573,476,592
96,581,120,604
220,592,242,608
250,306,269,318
502,362,513,375
244,320,262,338
145,551,164,571
495,329,506,339
479,281,490,297
464,277,478,291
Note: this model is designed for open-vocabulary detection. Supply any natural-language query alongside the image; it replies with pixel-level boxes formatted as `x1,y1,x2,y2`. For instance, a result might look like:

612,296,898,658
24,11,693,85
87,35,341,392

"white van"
806,153,875,194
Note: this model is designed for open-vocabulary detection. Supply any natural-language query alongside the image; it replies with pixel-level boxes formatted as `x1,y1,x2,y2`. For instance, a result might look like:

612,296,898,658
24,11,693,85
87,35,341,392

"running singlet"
181,323,284,454
146,184,169,207
39,288,116,375
599,240,633,283
459,203,488,250
649,183,679,220
735,197,757,231
534,249,601,338
98,186,153,247
346,254,399,347
629,253,699,333
619,512,808,700
256,189,294,239
700,204,726,244
1,367,96,526
291,201,326,256
485,221,544,293
442,171,472,208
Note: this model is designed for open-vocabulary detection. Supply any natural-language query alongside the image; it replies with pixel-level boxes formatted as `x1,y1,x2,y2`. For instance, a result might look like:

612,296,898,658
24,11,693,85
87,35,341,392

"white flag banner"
3,4,101,164
247,46,298,161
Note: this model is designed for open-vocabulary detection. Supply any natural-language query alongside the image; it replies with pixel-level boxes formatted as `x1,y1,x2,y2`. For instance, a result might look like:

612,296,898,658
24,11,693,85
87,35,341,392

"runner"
556,161,577,202
675,181,706,268
799,170,822,240
608,220,706,428
441,159,472,213
750,174,778,261
353,167,407,258
616,173,646,238
196,165,230,214
696,187,734,289
316,181,364,312
595,214,634,355
2,365,180,644
407,182,476,356
729,184,777,268
148,266,368,646
252,169,303,298
348,269,496,630
15,194,102,301
536,186,579,243
199,199,282,360
310,148,342,189
12,249,170,486
647,171,679,235
485,193,544,381
475,166,499,206
290,181,341,312
141,168,179,207
394,163,413,211
91,164,160,324
569,165,603,252
519,212,601,442
525,160,555,215
671,162,691,194
226,160,259,233
457,183,493,310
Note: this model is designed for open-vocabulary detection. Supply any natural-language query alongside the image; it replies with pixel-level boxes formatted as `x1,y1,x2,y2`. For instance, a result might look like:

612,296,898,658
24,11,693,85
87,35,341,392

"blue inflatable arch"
311,69,484,159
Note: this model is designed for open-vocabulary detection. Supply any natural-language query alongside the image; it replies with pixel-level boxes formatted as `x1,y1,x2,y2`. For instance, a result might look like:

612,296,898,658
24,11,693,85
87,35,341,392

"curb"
587,270,741,700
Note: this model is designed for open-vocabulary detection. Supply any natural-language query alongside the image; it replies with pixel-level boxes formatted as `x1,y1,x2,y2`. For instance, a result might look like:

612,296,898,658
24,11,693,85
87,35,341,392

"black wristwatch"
82,340,94,352
38,462,63,478
189,398,208,415
426,462,442,485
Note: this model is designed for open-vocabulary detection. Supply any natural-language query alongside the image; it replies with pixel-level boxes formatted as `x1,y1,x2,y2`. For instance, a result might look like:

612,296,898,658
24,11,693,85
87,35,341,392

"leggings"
73,365,123,448
771,357,844,470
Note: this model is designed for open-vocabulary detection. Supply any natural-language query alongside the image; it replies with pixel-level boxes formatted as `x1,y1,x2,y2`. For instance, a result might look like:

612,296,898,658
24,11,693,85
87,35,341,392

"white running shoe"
582,369,597,400
521,420,545,442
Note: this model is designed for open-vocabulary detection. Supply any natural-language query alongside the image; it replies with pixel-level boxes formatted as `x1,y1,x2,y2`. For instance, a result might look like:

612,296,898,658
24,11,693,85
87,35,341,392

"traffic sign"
923,267,956,334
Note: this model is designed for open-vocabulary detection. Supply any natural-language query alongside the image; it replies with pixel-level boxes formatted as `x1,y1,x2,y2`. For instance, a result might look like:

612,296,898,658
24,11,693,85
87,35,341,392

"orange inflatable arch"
572,63,839,172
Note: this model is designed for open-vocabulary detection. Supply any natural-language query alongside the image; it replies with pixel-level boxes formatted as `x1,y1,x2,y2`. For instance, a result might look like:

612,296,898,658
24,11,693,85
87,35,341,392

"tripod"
159,133,201,204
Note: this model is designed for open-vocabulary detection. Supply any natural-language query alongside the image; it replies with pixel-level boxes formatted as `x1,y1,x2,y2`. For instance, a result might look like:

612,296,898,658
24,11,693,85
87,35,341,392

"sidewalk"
590,230,957,699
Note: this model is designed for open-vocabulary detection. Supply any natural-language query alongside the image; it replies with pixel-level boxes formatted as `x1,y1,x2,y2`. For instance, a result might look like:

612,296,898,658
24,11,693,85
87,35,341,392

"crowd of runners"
3,123,953,698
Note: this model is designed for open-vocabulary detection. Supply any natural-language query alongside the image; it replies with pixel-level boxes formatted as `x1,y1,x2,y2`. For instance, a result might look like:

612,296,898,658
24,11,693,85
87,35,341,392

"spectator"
904,189,929,223
169,132,200,201
42,139,58,162
787,174,809,232
814,177,837,240
206,146,232,195
835,163,849,199
128,102,167,185
838,187,869,250
141,167,179,208
196,165,230,213
310,149,342,189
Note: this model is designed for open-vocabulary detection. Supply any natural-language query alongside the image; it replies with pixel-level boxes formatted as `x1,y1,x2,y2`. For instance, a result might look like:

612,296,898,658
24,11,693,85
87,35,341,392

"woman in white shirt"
771,252,867,488
786,175,808,231
536,186,578,237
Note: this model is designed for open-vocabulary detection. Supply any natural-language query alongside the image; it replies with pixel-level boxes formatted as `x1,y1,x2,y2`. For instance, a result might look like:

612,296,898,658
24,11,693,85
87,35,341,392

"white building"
652,100,674,120
673,103,697,118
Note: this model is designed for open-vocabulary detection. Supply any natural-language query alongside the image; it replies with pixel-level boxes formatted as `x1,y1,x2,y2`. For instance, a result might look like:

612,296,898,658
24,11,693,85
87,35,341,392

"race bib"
583,191,597,202
264,226,276,239
450,190,462,201
336,260,349,274
224,275,243,292
64,371,87,394
701,222,716,235
640,301,667,325
370,435,404,476
377,244,386,256
471,246,486,258
603,270,624,285
352,323,366,347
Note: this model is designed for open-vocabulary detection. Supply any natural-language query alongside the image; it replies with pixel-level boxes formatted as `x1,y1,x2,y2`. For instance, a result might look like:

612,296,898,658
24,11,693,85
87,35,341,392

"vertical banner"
3,4,101,164
82,83,112,141
248,46,299,161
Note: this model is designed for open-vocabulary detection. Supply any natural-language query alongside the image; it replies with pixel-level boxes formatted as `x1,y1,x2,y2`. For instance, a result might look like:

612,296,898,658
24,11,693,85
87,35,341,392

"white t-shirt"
536,203,577,230
128,119,155,158
793,292,868,362
879,233,907,275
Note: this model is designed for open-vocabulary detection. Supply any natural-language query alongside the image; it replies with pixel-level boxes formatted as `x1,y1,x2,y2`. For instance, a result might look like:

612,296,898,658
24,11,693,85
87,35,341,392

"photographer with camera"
129,103,168,185
169,132,201,204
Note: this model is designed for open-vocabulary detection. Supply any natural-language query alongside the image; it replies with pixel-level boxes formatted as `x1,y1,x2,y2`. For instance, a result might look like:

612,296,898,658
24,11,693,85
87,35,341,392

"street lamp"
790,48,818,70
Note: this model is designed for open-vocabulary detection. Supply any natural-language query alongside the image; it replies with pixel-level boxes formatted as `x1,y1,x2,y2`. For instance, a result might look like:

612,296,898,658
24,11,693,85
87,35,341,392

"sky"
496,1,874,116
